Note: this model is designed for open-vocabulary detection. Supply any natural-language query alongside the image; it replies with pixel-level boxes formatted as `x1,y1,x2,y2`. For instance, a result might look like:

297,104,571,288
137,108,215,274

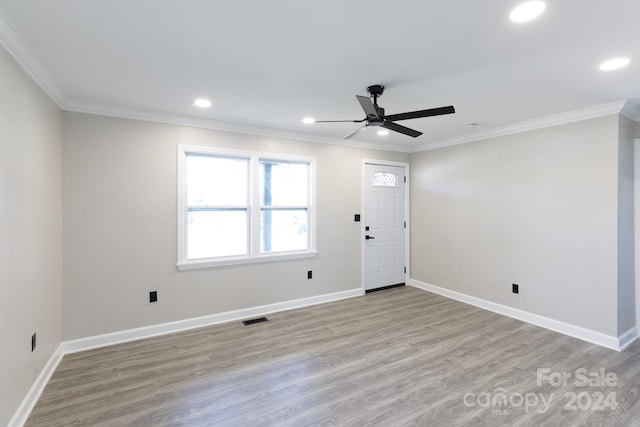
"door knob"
365,235,375,240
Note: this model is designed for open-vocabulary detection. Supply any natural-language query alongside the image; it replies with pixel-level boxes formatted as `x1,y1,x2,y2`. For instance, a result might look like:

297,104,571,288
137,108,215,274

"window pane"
261,209,308,253
260,161,308,206
372,172,398,187
187,210,247,259
187,155,248,206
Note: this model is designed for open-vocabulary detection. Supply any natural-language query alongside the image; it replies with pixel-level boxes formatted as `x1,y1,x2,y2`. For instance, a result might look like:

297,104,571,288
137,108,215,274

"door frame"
361,159,411,291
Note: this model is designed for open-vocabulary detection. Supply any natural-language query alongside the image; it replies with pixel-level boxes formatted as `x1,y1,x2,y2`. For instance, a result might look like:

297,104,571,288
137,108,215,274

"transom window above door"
371,172,398,187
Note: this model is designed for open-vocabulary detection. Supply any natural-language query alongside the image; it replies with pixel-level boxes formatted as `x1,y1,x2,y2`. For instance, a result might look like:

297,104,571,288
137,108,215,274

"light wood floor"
26,286,640,426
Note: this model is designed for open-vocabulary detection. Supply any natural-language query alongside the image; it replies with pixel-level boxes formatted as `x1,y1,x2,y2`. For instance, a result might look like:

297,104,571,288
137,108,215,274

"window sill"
176,249,318,270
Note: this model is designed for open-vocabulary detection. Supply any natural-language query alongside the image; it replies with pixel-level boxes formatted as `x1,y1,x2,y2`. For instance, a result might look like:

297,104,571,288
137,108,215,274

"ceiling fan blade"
343,123,369,140
356,95,379,119
385,106,455,122
314,119,364,123
383,121,423,138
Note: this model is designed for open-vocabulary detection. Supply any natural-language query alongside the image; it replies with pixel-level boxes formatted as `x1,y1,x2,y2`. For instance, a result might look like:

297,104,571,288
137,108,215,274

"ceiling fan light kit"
314,85,455,140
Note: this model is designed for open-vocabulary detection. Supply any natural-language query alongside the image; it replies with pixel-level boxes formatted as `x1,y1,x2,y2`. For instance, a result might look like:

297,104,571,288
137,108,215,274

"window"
260,160,310,253
372,172,398,187
177,146,316,269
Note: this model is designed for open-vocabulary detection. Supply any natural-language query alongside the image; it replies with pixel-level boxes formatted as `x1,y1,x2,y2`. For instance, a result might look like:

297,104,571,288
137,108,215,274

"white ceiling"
1,0,639,151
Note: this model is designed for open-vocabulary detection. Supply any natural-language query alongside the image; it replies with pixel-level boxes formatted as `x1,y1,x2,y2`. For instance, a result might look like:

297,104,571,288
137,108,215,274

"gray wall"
0,46,63,425
62,112,409,340
618,115,636,334
410,116,623,336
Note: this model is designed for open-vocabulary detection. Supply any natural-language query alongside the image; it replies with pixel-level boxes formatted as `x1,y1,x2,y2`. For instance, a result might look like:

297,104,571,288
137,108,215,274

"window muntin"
177,146,316,269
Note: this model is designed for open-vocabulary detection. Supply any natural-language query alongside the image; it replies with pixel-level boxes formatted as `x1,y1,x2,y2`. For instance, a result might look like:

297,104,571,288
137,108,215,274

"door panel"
364,164,406,291
372,242,382,273
388,240,398,270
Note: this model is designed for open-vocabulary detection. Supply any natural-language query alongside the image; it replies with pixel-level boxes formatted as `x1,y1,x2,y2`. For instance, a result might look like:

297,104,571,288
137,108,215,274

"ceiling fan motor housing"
366,85,385,97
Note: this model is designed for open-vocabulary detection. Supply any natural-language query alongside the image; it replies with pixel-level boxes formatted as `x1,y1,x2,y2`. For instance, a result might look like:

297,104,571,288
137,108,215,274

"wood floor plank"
25,286,640,426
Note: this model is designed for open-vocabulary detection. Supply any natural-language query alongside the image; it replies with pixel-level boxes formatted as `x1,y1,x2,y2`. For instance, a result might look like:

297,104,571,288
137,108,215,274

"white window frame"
177,145,317,270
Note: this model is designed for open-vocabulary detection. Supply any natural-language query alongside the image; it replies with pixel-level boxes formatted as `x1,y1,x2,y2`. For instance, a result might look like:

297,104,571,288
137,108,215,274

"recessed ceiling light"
599,57,630,71
377,130,389,136
510,1,546,22
302,117,316,124
194,98,212,108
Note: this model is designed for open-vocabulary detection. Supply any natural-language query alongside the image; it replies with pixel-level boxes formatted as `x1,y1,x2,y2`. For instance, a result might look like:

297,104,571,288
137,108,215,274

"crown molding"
64,98,635,155
412,100,632,152
2,3,633,153
0,7,65,107
620,100,640,121
63,99,413,153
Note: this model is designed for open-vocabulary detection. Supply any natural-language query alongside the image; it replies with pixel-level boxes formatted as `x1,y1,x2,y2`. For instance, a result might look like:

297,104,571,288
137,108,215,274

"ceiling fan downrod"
366,85,385,117
366,84,384,106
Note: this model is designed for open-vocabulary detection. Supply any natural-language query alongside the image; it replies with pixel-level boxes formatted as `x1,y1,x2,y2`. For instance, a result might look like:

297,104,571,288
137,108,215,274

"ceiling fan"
314,85,455,139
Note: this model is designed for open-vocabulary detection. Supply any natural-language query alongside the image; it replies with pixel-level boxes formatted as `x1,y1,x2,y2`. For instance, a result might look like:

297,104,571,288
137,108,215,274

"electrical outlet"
31,333,36,352
149,291,158,303
512,283,519,294
307,270,312,279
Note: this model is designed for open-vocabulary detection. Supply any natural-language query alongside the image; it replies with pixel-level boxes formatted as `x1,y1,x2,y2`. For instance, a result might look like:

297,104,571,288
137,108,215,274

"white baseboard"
63,288,363,354
409,279,636,352
12,288,363,425
13,283,634,426
8,343,64,427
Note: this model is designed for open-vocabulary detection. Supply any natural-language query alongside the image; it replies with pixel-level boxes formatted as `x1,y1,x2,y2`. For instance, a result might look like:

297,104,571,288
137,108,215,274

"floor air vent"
242,317,269,326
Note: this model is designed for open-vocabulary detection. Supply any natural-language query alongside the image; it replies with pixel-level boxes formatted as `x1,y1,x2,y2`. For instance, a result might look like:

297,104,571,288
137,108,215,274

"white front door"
364,163,406,291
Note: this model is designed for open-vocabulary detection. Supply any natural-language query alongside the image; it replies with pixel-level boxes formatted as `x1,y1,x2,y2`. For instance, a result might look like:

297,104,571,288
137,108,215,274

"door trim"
361,159,410,292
